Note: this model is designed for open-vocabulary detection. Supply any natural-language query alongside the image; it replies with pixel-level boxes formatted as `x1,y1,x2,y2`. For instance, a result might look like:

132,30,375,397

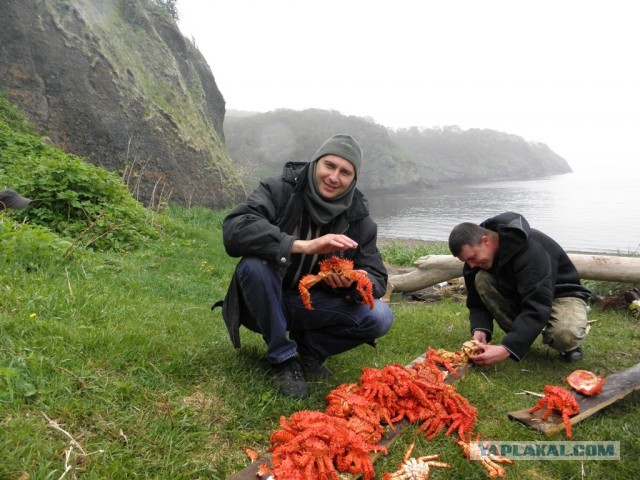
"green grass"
1,207,638,479
379,240,451,266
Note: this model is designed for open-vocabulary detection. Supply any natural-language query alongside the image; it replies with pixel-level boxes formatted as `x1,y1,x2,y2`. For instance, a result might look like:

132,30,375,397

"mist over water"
368,169,640,254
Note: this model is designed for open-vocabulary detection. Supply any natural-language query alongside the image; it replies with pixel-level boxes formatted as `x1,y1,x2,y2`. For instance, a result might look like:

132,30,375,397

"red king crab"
299,256,374,310
325,383,388,444
456,436,515,478
382,442,450,480
529,385,580,439
357,362,478,443
410,360,446,384
266,410,386,480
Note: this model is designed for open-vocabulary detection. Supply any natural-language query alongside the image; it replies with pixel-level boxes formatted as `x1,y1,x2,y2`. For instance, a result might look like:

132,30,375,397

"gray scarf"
303,160,356,226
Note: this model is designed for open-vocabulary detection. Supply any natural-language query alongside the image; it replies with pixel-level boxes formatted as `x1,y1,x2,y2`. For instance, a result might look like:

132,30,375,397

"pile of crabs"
247,340,606,480
252,341,517,479
247,259,606,479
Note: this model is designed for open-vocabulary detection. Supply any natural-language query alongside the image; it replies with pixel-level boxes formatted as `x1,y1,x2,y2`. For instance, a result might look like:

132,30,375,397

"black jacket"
218,161,388,347
464,212,590,360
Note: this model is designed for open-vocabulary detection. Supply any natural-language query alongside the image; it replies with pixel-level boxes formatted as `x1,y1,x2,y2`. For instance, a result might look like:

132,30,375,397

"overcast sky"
177,1,639,173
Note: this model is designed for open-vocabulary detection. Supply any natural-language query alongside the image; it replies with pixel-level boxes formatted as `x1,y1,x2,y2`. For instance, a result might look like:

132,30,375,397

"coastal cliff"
0,0,245,208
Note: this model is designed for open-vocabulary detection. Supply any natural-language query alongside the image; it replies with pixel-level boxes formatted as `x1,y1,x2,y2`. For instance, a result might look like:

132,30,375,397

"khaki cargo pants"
475,271,589,353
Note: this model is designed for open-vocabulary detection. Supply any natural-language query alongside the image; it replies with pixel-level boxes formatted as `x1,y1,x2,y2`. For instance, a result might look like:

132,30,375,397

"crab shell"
460,339,482,356
566,369,605,396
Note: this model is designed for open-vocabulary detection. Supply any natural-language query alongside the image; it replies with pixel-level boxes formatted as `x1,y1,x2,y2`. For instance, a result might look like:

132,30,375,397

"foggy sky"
177,0,639,172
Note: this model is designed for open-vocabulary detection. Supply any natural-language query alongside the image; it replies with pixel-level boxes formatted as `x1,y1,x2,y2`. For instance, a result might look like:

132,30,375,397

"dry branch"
62,212,105,259
42,412,86,455
55,365,86,389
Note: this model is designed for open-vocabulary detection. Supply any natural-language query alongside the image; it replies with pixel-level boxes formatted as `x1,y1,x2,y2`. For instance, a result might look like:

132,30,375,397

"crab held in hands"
529,385,580,439
299,256,375,310
431,340,482,368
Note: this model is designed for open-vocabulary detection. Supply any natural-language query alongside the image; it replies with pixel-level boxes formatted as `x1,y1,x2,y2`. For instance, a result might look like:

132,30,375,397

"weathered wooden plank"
507,362,640,436
227,359,473,480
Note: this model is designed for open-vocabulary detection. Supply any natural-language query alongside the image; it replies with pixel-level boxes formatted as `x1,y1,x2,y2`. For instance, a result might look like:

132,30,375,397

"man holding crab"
448,212,591,366
216,134,394,399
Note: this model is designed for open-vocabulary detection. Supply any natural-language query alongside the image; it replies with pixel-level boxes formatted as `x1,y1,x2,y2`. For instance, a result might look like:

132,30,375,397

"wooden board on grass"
227,358,473,480
508,362,640,436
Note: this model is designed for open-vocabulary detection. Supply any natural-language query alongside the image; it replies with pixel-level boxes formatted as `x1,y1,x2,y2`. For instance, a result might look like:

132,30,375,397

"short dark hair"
448,222,491,257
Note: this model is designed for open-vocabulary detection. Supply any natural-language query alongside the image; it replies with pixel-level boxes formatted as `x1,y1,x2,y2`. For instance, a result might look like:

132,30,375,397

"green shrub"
0,92,35,135
0,217,73,270
0,94,157,252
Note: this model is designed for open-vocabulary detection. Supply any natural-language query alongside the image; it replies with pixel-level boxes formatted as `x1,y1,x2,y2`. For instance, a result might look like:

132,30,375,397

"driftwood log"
388,254,640,293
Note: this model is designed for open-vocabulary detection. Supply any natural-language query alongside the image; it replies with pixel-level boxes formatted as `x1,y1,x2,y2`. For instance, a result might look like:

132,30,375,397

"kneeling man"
448,212,590,366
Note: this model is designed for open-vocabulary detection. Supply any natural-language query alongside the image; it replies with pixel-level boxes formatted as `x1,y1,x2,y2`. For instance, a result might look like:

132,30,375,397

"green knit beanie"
312,134,362,177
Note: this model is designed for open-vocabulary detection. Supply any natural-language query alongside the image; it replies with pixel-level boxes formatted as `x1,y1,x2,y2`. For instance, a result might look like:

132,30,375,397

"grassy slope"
1,208,639,479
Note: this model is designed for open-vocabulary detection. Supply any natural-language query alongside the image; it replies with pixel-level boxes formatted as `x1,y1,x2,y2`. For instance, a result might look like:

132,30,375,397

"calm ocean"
367,169,640,254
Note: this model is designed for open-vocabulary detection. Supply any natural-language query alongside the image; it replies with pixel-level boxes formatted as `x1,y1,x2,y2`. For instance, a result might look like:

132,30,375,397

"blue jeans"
236,256,394,364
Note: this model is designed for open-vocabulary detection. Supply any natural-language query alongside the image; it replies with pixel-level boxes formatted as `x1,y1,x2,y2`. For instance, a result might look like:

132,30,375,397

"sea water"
367,169,640,254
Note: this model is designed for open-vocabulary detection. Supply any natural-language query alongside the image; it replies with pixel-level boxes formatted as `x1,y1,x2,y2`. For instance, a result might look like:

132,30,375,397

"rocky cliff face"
0,0,245,208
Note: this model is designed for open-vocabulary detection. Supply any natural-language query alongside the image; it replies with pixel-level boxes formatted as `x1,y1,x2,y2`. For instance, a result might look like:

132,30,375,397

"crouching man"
448,212,590,366
217,134,394,398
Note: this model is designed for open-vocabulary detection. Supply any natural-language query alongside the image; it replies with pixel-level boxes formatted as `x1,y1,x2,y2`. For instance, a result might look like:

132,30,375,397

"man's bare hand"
472,331,488,345
322,269,368,289
469,344,510,366
323,273,352,289
292,234,358,255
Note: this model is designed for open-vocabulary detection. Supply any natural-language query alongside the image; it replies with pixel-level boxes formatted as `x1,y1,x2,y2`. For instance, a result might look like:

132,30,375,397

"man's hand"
322,269,368,289
472,331,488,344
292,234,358,255
469,344,510,366
323,273,352,289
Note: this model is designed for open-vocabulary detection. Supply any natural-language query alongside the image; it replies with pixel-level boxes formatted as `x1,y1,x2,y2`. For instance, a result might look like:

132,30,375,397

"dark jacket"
218,161,388,347
464,212,590,360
